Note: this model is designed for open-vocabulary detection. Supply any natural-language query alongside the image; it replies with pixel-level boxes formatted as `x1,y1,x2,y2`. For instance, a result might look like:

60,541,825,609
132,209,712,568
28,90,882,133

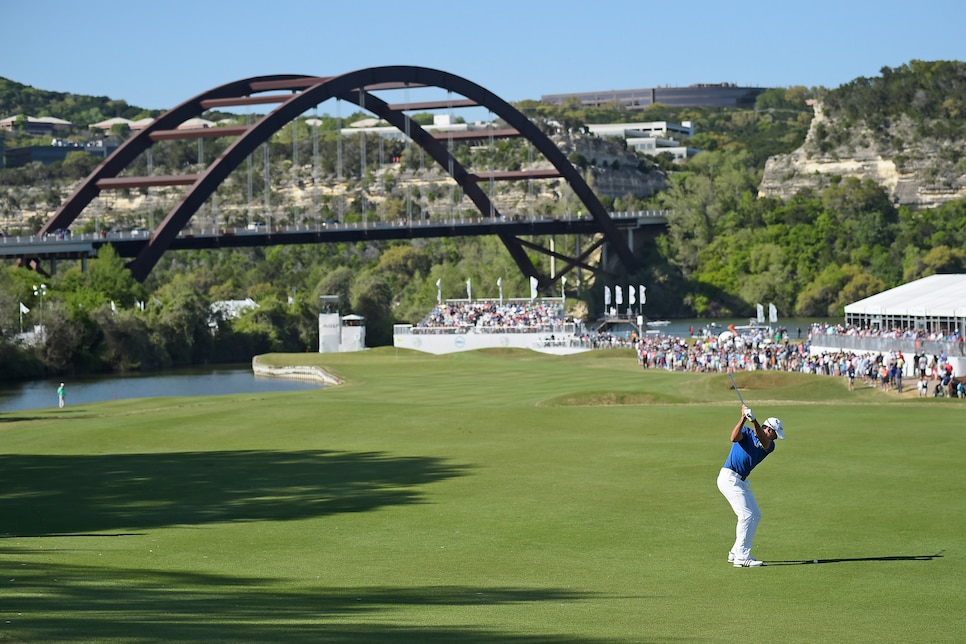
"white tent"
844,274,966,334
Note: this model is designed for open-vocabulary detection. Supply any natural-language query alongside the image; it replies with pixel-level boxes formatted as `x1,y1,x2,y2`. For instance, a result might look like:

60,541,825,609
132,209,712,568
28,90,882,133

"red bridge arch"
41,66,637,283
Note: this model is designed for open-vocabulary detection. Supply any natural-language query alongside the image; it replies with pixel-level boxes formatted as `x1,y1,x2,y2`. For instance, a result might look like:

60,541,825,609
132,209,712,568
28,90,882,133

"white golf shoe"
733,558,764,568
727,553,735,563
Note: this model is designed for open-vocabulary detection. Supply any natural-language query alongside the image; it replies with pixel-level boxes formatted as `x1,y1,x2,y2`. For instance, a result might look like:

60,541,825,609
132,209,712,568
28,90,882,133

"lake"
0,364,324,412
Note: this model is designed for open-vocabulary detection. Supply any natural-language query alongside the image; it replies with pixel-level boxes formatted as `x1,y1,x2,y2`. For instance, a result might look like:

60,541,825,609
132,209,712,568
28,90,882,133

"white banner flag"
769,303,778,323
615,286,623,306
629,285,636,306
604,286,611,307
640,285,646,305
20,302,30,314
436,278,442,304
529,276,539,300
756,303,765,323
466,278,472,301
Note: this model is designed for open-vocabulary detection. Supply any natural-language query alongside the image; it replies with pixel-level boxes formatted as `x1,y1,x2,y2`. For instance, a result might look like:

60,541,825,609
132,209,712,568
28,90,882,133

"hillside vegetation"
759,61,966,206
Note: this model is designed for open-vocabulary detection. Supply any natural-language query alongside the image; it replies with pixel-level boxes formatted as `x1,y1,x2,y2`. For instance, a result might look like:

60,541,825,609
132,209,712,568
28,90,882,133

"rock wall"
758,102,966,208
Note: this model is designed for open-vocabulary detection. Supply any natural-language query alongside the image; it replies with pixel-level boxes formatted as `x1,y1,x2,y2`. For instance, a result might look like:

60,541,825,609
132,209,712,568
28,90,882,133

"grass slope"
1,348,964,642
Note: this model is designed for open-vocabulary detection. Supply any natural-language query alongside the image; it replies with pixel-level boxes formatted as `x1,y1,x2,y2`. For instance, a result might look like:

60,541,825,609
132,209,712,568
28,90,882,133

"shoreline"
251,358,343,386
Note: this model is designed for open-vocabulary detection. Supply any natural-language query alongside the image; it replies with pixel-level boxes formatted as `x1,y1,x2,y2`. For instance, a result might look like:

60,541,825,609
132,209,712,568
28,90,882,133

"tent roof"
89,117,133,129
844,274,966,318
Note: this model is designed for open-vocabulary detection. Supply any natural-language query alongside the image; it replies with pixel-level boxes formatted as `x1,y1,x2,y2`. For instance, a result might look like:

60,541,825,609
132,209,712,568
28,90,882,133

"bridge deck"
1,211,668,261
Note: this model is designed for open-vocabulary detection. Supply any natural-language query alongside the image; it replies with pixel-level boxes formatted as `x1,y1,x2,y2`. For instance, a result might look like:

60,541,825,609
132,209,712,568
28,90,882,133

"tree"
350,272,394,346
36,300,88,373
315,267,354,310
147,275,212,366
904,245,966,281
376,244,430,291
90,306,162,371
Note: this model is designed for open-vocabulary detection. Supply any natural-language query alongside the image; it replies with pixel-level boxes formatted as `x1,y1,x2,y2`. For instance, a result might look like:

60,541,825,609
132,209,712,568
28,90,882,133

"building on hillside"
0,114,73,135
586,121,701,161
89,117,136,132
542,83,767,110
339,114,493,141
3,139,119,168
587,122,695,139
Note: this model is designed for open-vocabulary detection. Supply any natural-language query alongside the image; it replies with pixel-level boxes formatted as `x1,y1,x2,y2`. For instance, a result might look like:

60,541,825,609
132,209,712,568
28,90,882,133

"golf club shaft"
728,372,746,405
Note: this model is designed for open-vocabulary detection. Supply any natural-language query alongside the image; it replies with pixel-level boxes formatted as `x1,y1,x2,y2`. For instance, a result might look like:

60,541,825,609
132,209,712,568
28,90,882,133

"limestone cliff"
758,101,966,208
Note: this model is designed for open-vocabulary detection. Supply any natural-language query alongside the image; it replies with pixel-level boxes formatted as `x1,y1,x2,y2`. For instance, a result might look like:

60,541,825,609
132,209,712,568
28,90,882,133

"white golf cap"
763,417,784,439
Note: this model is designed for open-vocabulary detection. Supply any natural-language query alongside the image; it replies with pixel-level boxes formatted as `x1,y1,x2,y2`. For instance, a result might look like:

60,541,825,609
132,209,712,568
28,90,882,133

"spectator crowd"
632,328,964,398
416,300,567,332
411,303,964,397
808,321,964,343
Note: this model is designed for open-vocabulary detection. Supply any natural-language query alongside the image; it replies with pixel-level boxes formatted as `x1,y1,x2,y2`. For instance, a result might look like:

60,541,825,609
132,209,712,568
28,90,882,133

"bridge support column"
550,236,555,279
575,235,582,295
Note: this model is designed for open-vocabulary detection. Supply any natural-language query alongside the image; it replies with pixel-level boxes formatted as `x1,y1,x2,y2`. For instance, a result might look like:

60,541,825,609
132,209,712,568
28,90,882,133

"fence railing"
809,334,966,357
400,323,578,336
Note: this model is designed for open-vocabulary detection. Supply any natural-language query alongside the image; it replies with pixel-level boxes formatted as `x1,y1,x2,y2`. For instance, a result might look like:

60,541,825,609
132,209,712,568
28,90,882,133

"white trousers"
717,467,761,561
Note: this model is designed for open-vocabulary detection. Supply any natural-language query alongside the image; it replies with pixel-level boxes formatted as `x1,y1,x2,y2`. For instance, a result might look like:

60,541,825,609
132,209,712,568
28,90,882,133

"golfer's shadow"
767,552,944,566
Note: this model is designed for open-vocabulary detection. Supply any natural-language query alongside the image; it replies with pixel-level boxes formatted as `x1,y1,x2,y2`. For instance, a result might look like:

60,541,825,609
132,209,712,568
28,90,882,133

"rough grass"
1,348,964,642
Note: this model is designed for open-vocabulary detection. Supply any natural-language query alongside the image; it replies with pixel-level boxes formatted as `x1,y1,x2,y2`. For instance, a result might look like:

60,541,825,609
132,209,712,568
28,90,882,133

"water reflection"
0,365,323,412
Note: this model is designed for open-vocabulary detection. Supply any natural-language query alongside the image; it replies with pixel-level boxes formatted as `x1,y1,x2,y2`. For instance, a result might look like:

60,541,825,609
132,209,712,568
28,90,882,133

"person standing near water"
57,382,66,408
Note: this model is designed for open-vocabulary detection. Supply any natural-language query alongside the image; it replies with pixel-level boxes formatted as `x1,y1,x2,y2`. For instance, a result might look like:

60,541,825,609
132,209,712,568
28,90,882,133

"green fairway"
2,348,964,642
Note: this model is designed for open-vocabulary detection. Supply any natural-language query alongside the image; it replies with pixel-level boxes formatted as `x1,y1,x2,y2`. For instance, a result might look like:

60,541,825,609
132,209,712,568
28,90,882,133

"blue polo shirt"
723,425,775,479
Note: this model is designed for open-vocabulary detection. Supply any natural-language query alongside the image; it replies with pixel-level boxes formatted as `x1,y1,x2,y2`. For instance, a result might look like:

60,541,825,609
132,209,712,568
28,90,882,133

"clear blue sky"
4,0,963,112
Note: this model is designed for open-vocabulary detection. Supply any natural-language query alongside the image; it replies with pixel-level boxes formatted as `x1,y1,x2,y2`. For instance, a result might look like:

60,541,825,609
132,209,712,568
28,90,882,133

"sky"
3,0,964,114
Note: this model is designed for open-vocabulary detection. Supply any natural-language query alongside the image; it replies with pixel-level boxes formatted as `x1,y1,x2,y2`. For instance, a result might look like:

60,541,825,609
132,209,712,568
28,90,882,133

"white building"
844,274,966,337
318,296,366,353
586,121,701,160
339,114,496,140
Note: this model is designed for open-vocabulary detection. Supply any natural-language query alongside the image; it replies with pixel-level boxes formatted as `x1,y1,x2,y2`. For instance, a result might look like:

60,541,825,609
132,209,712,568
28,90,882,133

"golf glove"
744,409,756,421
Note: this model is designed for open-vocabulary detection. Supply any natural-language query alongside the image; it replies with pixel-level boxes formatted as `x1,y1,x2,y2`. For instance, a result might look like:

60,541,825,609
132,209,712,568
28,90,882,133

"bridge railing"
1,210,671,244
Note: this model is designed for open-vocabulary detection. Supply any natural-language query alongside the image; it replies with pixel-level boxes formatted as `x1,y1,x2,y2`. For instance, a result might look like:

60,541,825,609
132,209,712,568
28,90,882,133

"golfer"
57,382,66,408
717,404,784,567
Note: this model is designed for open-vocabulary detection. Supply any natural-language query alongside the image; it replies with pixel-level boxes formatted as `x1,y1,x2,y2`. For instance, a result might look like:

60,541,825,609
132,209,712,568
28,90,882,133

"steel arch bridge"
38,66,638,285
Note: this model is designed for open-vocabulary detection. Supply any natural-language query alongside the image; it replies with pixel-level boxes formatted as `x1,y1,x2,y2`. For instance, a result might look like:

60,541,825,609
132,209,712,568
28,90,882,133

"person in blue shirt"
717,404,784,567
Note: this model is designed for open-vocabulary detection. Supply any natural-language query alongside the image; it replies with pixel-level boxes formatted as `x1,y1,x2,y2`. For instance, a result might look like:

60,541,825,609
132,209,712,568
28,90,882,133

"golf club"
728,372,746,405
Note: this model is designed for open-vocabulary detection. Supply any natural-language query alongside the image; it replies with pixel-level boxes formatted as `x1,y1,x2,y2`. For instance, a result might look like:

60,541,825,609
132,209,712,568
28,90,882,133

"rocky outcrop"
758,102,966,208
553,132,666,200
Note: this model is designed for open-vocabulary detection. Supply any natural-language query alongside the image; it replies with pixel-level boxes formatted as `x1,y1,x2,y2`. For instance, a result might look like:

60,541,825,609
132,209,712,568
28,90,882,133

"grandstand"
393,299,595,354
